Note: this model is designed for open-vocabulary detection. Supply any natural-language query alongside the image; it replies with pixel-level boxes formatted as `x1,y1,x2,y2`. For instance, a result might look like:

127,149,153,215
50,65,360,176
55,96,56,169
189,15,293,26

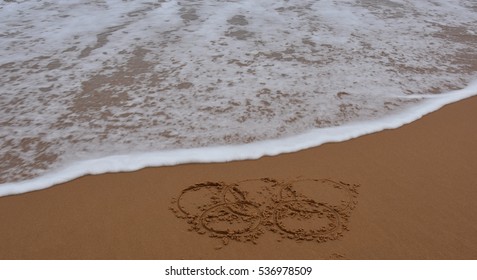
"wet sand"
0,96,476,260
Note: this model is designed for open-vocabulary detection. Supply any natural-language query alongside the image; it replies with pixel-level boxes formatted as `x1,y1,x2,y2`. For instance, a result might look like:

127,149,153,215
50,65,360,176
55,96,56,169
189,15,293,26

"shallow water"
0,0,476,194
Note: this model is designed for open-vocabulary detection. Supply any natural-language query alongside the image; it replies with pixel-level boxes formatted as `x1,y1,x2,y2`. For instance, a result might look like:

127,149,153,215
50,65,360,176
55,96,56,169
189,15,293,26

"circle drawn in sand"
275,200,341,239
176,182,225,218
200,201,262,235
170,178,359,247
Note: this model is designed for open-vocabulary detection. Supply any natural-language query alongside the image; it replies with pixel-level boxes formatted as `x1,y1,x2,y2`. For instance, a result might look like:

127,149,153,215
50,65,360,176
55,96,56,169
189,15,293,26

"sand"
0,96,477,260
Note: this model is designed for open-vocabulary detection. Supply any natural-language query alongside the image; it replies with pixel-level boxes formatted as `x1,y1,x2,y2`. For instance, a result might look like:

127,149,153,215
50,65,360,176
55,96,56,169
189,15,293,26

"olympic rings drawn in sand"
170,178,359,248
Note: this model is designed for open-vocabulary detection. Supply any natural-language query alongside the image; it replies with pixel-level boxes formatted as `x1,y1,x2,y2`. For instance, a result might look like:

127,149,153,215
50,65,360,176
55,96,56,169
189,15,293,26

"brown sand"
1,96,477,260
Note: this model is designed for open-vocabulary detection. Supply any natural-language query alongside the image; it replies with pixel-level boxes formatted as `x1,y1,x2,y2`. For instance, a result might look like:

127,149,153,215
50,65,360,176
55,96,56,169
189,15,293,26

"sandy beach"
0,95,476,260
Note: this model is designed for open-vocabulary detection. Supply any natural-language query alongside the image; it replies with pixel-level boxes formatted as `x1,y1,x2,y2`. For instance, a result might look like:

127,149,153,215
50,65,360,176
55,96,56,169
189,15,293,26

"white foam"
0,81,476,197
1,0,476,193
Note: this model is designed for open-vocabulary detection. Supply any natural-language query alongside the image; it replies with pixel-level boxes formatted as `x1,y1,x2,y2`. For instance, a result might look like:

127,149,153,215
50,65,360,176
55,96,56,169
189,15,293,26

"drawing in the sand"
171,178,359,248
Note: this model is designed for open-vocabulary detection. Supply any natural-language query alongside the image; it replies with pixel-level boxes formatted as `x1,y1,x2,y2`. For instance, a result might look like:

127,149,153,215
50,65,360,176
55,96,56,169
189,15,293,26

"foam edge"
1,80,476,197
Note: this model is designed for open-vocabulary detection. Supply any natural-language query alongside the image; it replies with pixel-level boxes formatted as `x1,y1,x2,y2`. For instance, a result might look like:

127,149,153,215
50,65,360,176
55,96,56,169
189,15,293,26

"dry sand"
0,96,476,260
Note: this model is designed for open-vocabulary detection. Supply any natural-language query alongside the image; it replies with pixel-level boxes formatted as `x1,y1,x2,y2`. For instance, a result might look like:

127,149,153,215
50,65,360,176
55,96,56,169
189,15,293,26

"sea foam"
1,81,476,197
1,0,476,196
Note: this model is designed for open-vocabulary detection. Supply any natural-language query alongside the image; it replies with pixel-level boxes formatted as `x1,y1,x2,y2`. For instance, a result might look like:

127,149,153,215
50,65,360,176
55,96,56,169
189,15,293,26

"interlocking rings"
170,178,359,246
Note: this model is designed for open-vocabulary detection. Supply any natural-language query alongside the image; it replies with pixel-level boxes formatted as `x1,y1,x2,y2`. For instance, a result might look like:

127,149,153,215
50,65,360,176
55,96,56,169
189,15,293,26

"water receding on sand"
0,0,476,192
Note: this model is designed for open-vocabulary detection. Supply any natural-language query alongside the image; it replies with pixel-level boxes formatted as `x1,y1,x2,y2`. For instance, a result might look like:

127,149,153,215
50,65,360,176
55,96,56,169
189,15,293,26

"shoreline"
1,96,477,259
2,81,477,197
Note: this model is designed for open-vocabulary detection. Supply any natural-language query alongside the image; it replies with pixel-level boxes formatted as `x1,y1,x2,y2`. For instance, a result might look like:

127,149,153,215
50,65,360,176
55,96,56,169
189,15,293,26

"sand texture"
0,96,477,259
